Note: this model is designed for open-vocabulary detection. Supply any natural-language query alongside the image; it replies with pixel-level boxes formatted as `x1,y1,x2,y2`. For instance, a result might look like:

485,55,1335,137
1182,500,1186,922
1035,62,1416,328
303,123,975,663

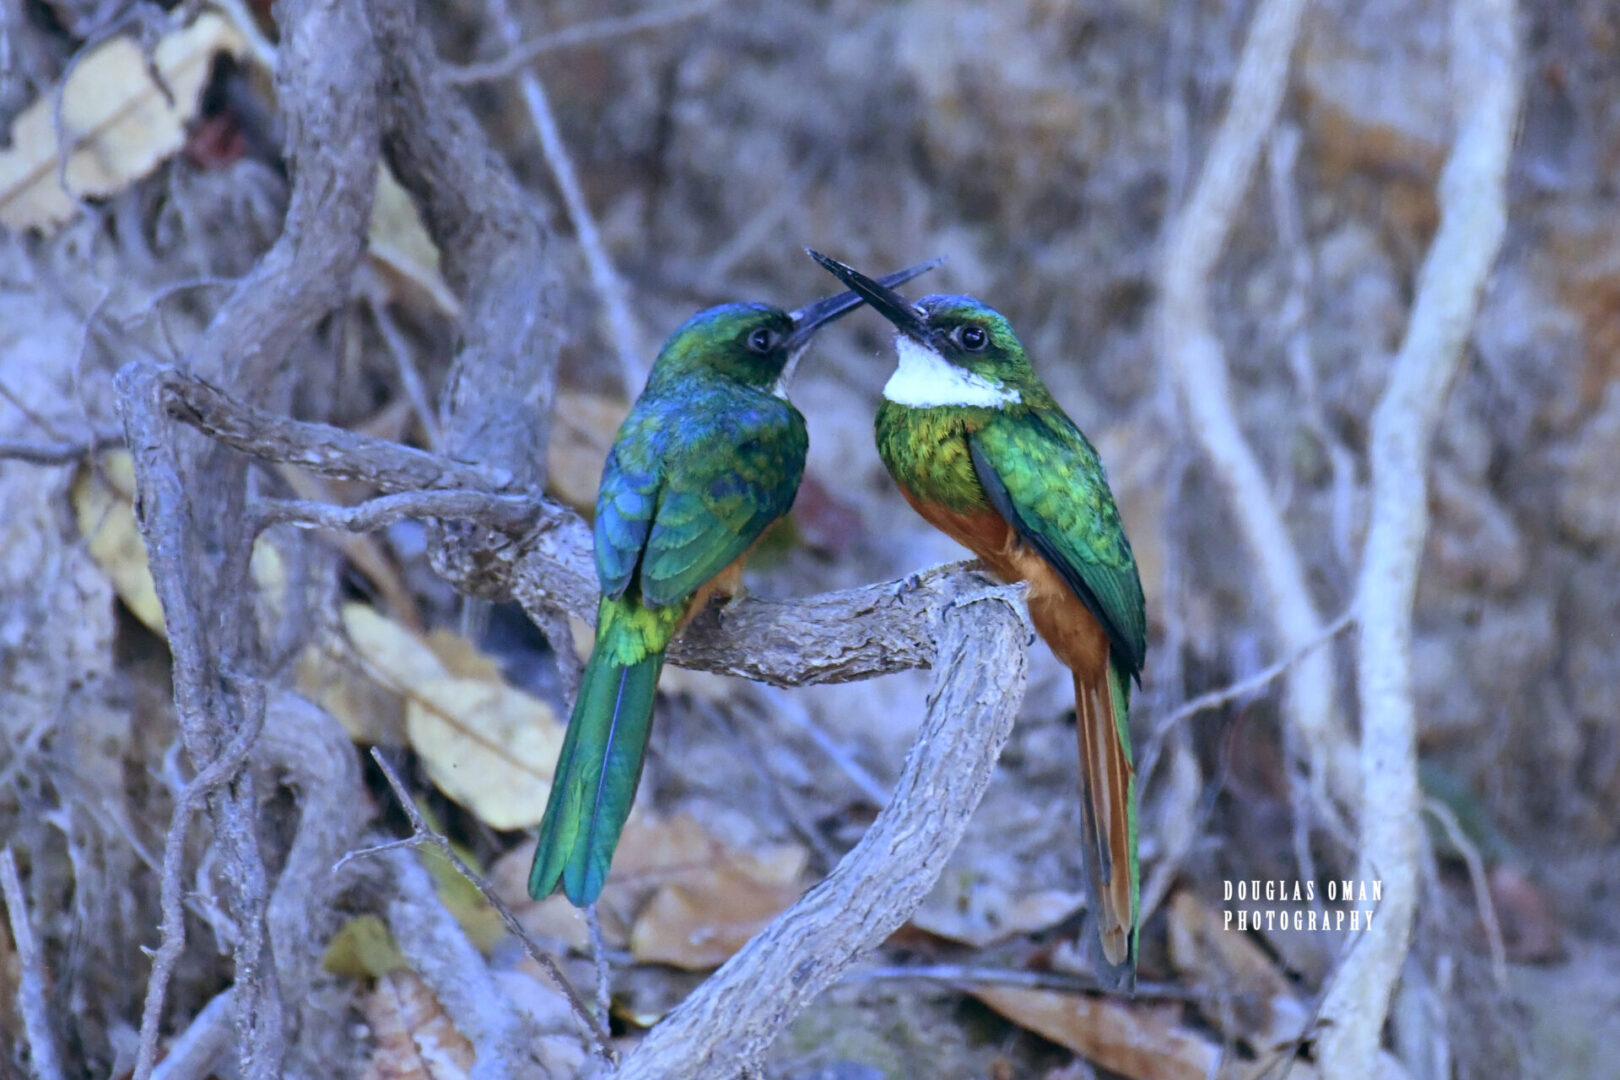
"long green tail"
528,622,665,906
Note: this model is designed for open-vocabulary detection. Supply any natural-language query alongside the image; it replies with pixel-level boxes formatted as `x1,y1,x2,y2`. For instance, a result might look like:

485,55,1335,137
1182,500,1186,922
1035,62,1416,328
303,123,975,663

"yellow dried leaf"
423,628,503,681
360,970,474,1080
368,166,459,317
323,914,406,979
0,14,246,231
341,603,565,828
72,452,165,635
629,861,802,970
343,603,448,686
405,674,562,830
973,987,1222,1080
297,641,406,746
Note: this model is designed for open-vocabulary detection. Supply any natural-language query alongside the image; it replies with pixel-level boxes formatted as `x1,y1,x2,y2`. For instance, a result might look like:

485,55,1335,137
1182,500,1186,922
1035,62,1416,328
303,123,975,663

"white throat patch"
772,344,808,400
881,336,1021,409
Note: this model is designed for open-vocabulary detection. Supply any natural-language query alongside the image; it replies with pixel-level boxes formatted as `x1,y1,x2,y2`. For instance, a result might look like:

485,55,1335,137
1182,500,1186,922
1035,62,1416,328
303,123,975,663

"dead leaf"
546,389,628,512
323,914,407,979
625,814,807,970
405,675,561,830
424,628,504,681
973,987,1222,1080
368,166,460,318
629,859,803,969
1485,863,1564,963
1166,890,1309,1052
0,14,246,231
296,640,406,746
72,452,165,635
360,970,475,1080
343,603,446,686
490,811,807,967
339,604,565,829
911,877,1085,948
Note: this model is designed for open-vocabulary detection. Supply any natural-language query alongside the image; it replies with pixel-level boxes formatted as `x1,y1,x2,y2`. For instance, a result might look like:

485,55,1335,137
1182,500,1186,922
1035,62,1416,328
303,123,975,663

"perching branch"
1157,0,1358,810
1317,2,1519,1075
147,362,984,687
617,586,1030,1079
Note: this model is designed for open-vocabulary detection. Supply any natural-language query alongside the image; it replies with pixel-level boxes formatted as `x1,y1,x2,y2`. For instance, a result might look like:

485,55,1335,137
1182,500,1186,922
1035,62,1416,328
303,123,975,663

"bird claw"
945,581,1035,636
889,558,980,600
890,570,924,599
716,585,749,626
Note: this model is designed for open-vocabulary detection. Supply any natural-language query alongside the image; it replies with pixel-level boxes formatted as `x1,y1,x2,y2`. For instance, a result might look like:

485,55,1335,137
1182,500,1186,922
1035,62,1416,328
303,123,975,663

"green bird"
529,259,940,907
808,251,1147,990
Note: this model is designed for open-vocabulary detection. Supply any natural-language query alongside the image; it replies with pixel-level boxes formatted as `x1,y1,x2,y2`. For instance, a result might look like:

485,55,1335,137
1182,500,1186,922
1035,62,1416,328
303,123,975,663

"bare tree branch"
0,429,123,464
1,847,65,1080
1318,2,1519,1074
616,588,1029,1079
342,749,612,1058
250,490,538,537
370,0,560,491
255,695,370,1056
148,990,235,1080
117,0,384,1073
1157,0,1358,811
161,366,498,492
445,1,719,85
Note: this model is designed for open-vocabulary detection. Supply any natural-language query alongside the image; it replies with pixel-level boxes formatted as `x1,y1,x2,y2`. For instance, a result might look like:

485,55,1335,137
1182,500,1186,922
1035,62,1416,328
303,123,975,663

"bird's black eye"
956,323,989,351
746,327,778,353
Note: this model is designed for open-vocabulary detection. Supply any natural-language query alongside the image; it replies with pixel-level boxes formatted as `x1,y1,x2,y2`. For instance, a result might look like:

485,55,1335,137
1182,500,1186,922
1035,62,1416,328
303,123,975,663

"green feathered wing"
970,408,1146,989
529,385,807,906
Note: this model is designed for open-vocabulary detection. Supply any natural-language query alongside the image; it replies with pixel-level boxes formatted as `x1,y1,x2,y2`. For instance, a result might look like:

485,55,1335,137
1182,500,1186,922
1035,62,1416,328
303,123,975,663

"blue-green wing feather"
594,441,662,600
970,414,1147,678
639,398,807,608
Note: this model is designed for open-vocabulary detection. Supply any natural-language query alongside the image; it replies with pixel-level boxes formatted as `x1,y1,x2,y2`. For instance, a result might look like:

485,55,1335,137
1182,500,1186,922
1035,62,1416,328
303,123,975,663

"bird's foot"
716,583,750,626
945,580,1035,638
888,558,981,600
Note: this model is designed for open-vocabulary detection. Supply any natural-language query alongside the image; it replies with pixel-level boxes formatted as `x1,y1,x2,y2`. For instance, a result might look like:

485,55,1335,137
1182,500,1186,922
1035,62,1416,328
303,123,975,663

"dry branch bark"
1318,1,1519,1075
150,362,982,685
1,847,65,1080
384,850,525,1080
371,0,560,491
117,0,383,1074
617,588,1030,1079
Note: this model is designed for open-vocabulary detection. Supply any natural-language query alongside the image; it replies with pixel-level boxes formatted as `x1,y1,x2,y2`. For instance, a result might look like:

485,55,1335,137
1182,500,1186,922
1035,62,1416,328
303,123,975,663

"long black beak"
784,255,940,352
805,249,931,342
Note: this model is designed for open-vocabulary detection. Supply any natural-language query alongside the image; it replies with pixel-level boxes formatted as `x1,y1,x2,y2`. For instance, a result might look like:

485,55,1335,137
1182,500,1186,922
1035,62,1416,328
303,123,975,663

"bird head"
650,257,943,397
807,250,1034,409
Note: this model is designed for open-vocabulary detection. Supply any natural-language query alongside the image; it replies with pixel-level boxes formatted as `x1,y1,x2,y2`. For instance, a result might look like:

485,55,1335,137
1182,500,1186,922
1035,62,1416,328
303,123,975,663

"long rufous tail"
1073,658,1139,990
